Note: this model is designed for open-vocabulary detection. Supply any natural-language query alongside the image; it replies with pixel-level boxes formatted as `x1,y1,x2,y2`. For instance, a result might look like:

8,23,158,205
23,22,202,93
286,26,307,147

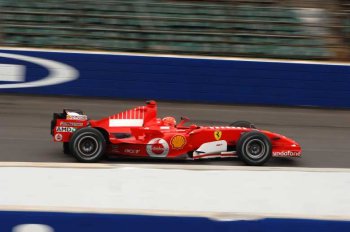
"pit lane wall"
0,164,349,231
1,47,350,108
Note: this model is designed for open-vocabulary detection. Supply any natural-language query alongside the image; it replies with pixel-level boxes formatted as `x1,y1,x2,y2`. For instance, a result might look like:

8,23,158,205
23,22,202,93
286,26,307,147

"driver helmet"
162,116,176,126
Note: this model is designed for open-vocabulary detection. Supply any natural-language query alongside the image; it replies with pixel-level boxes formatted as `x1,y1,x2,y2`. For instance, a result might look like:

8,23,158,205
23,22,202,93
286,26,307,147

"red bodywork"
52,101,301,160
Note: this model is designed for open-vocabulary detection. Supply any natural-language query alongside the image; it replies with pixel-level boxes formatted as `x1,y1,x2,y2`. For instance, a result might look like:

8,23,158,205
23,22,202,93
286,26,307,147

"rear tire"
230,120,256,129
69,128,106,163
236,131,271,166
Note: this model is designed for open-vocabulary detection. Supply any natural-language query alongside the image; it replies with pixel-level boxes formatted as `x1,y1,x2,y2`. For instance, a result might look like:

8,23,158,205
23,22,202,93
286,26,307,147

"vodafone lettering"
272,151,301,157
146,138,169,157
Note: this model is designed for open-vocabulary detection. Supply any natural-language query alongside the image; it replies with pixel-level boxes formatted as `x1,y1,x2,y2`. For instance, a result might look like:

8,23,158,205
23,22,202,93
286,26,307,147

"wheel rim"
245,139,266,159
77,136,99,158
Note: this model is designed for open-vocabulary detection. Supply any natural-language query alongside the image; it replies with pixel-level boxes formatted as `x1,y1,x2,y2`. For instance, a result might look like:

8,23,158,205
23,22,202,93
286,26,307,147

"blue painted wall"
0,211,349,232
1,49,350,108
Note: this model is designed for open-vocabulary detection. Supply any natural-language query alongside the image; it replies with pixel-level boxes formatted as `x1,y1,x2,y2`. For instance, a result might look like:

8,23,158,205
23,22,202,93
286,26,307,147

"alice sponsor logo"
272,151,301,157
56,127,76,133
124,149,140,154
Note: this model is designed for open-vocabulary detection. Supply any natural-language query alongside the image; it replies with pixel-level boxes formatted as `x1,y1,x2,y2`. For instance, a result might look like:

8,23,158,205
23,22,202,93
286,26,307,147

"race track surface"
0,94,349,168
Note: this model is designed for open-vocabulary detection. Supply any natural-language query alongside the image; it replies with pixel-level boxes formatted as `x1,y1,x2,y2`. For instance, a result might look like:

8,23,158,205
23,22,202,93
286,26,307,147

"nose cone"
289,141,302,153
284,136,301,148
271,135,302,157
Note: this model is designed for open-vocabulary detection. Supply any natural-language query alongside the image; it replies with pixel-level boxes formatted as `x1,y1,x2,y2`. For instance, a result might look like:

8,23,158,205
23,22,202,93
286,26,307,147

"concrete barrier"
0,163,349,231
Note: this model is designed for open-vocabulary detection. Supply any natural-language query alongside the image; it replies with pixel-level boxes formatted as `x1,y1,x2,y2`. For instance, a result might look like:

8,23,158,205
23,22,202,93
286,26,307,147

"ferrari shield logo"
214,130,222,140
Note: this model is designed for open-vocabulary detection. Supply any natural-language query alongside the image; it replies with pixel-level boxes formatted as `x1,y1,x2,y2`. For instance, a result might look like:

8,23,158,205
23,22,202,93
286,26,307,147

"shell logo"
171,135,186,149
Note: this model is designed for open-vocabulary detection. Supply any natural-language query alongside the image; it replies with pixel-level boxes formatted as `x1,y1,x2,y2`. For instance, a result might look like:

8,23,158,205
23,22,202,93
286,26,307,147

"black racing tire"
69,127,106,163
236,131,271,166
63,142,70,155
230,120,256,129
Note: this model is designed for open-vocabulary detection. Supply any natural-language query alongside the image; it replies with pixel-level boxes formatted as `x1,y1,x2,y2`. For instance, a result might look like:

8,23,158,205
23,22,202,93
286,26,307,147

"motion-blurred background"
0,2,350,231
0,0,349,61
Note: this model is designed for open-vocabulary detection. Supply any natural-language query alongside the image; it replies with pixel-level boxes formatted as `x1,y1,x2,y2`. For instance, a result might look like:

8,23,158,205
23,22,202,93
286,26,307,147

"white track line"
0,205,349,221
0,162,349,172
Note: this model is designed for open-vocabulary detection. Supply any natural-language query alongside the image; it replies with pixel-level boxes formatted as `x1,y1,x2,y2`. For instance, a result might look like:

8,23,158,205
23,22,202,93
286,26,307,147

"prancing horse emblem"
214,130,222,140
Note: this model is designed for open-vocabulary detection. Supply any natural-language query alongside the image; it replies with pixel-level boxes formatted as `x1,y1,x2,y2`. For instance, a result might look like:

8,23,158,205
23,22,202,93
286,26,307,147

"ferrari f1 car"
51,100,301,165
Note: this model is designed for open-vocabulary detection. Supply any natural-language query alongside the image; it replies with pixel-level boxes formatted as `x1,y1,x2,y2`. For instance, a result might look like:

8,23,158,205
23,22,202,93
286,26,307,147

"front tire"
69,128,106,162
236,131,271,166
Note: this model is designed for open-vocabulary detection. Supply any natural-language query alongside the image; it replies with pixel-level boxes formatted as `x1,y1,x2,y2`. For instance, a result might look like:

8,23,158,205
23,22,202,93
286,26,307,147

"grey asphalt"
0,94,349,168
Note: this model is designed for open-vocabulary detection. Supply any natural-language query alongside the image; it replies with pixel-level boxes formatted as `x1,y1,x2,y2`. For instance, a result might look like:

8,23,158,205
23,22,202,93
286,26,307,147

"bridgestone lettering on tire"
69,128,106,162
236,131,272,166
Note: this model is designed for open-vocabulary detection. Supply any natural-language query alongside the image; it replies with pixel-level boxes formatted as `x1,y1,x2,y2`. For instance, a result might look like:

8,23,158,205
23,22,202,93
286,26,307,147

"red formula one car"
51,100,301,165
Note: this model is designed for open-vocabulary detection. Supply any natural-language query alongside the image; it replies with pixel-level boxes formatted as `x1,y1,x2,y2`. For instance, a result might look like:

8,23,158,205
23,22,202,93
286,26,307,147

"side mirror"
178,116,189,127
146,100,156,106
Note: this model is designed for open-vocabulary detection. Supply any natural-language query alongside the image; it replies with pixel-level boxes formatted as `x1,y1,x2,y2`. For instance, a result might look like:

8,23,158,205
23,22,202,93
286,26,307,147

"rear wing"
51,109,88,142
63,109,88,121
